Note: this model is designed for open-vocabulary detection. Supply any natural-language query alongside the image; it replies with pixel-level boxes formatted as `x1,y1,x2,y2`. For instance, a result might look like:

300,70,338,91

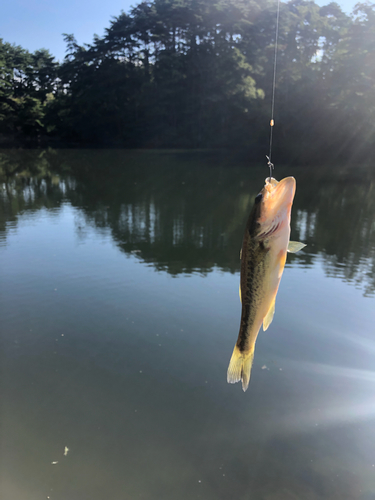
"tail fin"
227,346,255,392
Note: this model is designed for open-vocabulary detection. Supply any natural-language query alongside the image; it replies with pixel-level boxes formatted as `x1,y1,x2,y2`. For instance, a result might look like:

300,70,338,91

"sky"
0,0,361,62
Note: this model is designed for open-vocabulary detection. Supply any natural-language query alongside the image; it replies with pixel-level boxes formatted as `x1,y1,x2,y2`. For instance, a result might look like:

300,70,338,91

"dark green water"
1,149,375,500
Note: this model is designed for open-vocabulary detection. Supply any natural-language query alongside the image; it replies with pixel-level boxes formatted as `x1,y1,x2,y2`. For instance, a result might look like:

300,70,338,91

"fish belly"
227,232,289,392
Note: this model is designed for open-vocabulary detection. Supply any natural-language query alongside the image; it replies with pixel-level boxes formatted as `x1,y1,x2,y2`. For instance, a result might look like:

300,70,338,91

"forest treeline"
1,0,375,161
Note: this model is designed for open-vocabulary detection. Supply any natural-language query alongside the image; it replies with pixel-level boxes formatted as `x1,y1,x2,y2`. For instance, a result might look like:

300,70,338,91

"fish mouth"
274,176,296,206
257,177,296,235
265,176,296,211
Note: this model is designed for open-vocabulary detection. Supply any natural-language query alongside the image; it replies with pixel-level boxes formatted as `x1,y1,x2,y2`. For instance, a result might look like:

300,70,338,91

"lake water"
1,149,375,500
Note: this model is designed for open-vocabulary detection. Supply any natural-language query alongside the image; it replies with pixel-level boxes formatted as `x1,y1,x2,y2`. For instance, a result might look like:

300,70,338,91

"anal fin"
263,299,275,331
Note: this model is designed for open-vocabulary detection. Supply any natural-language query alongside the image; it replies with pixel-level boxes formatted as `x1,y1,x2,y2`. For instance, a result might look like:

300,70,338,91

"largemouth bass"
227,176,305,391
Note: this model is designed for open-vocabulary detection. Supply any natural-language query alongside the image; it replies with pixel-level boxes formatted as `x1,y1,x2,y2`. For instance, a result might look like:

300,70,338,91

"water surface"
1,150,375,500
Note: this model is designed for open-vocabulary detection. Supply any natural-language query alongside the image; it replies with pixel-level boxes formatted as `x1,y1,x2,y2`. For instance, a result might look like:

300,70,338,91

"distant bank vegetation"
0,0,374,162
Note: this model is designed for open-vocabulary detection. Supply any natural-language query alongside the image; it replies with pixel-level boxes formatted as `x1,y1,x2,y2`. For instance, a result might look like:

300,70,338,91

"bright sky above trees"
1,0,360,61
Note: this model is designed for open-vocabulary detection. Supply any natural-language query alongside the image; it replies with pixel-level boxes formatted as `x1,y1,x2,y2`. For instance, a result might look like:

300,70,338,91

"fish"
227,176,305,391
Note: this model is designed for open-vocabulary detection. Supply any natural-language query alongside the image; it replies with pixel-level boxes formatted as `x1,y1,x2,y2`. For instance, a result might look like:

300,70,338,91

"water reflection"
1,149,375,500
1,149,375,293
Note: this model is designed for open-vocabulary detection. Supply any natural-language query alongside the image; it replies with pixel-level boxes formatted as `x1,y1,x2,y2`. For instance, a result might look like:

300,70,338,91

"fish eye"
255,193,262,203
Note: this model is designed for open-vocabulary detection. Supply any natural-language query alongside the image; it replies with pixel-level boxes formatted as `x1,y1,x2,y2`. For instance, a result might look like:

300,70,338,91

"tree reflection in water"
1,149,374,294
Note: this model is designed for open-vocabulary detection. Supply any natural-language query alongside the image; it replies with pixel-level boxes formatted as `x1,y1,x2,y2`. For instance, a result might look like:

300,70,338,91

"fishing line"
267,0,281,179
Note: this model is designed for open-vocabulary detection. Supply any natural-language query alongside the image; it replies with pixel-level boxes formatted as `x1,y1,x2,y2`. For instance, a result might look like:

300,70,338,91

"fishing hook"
266,155,274,180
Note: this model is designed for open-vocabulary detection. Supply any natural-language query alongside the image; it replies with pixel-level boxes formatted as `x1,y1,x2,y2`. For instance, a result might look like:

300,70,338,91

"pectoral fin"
263,299,275,331
239,284,242,303
287,241,306,253
240,248,242,260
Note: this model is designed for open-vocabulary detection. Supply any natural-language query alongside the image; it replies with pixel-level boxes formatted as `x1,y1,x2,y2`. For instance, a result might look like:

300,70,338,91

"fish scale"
227,177,305,392
239,247,267,350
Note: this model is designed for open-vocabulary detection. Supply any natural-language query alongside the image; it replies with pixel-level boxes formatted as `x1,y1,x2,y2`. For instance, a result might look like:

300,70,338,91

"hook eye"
266,156,274,179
